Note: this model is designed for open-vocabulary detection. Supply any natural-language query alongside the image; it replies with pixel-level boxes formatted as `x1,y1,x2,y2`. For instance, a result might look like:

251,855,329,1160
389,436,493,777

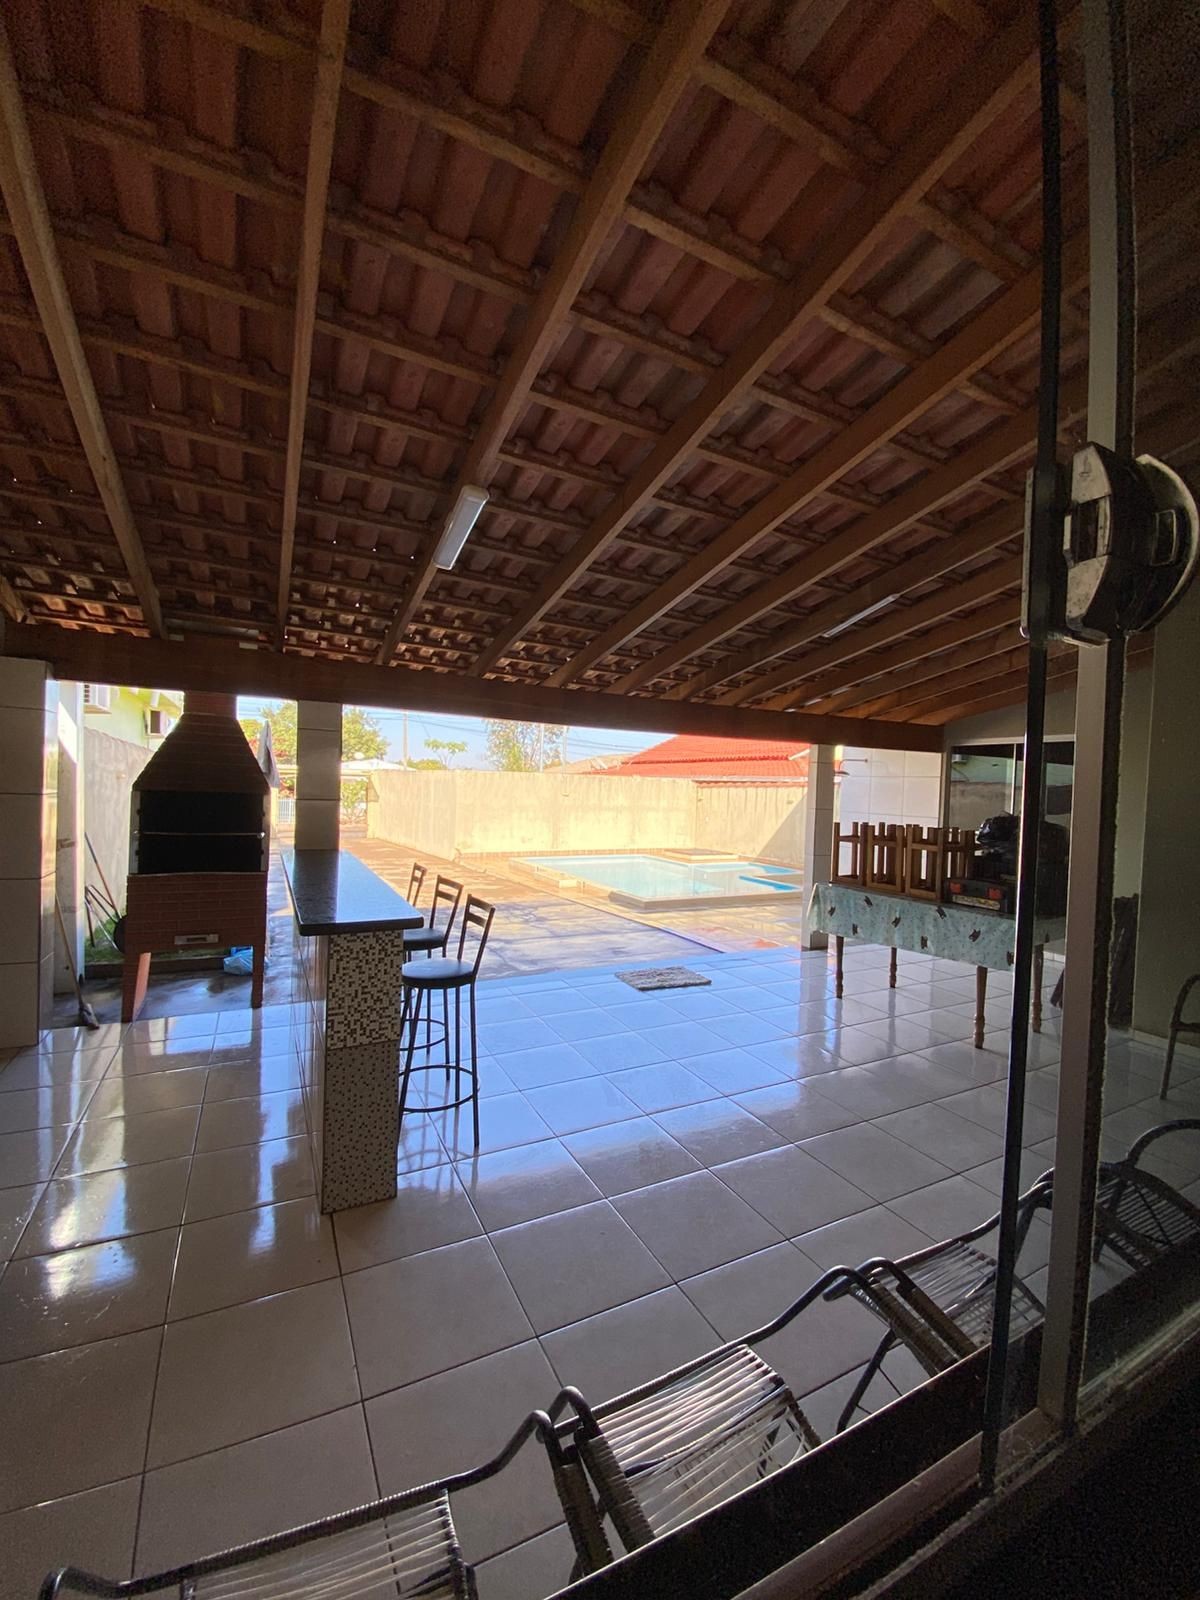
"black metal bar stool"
406,860,427,915
402,876,463,1053
399,895,495,1149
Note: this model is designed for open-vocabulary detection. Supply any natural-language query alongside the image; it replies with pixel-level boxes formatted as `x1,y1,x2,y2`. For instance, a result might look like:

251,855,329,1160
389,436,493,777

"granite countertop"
282,849,423,936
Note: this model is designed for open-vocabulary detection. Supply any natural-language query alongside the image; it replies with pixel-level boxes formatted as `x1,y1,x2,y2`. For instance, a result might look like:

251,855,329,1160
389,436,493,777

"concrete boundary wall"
367,769,809,865
84,728,153,909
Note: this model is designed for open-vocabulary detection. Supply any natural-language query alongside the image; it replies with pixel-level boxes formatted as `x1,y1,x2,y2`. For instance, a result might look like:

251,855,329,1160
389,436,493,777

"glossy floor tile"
135,1408,377,1577
5,939,1197,1589
148,1280,359,1468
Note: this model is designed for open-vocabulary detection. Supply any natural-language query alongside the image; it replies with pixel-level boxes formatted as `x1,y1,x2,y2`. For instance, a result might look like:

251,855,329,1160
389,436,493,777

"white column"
1132,580,1200,1039
801,744,837,950
0,656,56,1046
295,700,342,850
54,681,86,993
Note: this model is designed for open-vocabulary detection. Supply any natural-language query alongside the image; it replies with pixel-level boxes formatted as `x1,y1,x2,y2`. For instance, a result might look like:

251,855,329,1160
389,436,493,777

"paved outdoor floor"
6,940,1200,1598
61,838,808,1026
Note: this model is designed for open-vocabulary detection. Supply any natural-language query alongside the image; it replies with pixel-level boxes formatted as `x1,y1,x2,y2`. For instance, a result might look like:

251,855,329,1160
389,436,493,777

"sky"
236,697,667,770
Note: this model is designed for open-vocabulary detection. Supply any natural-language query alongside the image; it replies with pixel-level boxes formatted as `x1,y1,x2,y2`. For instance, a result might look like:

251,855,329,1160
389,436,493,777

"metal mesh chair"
827,1178,1053,1433
400,895,495,1149
40,1408,554,1600
1095,1118,1200,1269
1159,976,1200,1098
541,1264,893,1575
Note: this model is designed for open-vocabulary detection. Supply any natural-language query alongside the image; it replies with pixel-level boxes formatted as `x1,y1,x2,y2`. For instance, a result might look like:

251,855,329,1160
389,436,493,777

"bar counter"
282,849,422,1211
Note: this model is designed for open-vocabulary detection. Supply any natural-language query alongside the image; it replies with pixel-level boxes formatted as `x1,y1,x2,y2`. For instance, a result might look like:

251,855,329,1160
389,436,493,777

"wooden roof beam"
820,622,1027,716
5,622,943,753
663,496,1026,703
864,641,1034,721
278,0,356,647
374,0,731,665
545,240,1072,690
610,371,1084,697
470,9,1041,682
742,601,1024,713
745,557,1024,710
0,18,163,636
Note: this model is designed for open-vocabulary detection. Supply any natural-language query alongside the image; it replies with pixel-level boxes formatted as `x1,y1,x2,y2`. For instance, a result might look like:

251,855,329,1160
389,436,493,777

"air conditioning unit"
83,683,111,712
147,708,173,738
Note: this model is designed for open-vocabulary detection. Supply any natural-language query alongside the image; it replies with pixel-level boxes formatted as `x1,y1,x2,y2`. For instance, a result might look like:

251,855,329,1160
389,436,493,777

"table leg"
889,947,898,989
1033,945,1044,1033
835,935,844,1000
975,966,987,1049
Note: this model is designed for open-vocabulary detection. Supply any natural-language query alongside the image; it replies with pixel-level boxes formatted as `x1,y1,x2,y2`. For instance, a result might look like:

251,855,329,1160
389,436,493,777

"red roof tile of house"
605,735,811,782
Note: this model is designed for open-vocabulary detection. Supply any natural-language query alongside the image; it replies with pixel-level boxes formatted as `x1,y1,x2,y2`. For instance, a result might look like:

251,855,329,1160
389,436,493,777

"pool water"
519,852,803,903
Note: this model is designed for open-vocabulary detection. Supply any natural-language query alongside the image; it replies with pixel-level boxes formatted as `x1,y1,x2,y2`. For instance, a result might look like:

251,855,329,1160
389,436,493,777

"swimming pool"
514,852,806,911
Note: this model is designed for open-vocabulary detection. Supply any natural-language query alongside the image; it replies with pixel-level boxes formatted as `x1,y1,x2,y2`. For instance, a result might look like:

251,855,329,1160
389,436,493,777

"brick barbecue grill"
121,692,270,1022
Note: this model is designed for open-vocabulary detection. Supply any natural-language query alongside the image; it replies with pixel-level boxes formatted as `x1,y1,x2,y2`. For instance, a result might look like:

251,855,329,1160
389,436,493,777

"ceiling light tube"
822,594,898,638
433,485,489,569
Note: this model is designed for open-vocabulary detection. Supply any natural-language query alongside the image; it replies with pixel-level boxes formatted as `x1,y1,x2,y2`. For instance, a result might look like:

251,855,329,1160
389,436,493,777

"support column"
801,744,837,949
54,680,86,994
0,656,57,1047
1131,580,1200,1039
295,700,341,850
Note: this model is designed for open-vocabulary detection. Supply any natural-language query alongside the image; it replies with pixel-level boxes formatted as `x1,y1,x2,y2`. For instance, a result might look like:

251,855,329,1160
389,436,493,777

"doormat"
615,966,712,992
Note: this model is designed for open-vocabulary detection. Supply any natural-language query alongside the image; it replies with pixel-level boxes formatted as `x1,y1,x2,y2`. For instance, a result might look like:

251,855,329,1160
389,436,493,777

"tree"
484,720,564,772
238,702,387,764
423,737,467,768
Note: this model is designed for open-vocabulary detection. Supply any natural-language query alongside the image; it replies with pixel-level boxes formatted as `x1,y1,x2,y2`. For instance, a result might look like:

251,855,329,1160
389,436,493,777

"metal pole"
1037,0,1136,1429
979,0,1061,1489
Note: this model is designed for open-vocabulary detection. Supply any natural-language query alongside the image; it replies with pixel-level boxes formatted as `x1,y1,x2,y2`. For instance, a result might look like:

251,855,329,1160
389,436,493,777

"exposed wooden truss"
0,0,1191,732
276,0,350,644
469,8,1044,679
373,0,732,663
2,621,942,751
0,16,163,636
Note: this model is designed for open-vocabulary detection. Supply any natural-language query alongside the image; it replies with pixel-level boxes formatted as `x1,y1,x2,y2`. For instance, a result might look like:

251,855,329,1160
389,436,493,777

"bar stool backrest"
455,895,496,976
408,861,427,906
428,876,464,939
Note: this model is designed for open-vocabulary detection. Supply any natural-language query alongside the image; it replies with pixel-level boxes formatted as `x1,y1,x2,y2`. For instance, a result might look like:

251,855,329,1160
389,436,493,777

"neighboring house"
605,734,813,784
82,684,182,748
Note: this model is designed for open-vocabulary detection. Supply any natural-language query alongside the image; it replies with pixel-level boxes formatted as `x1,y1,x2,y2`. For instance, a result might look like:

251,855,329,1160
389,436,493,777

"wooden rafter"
16,91,1027,441
373,0,732,666
868,641,1034,721
0,17,163,637
0,569,27,623
2,622,943,753
824,623,1028,716
139,0,1036,298
467,8,1043,681
542,240,1077,689
610,372,1086,698
665,499,1026,704
745,557,1024,709
278,0,351,646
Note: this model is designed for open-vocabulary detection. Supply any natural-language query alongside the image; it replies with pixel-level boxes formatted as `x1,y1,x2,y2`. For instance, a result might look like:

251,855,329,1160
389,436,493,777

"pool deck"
62,838,822,1028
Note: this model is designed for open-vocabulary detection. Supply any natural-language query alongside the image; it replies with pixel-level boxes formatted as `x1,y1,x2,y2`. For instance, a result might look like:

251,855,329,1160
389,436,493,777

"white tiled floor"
3,942,1200,1600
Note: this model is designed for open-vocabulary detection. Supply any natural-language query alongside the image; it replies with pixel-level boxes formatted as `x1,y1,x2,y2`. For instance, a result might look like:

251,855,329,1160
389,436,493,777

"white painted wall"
837,747,944,831
368,770,809,865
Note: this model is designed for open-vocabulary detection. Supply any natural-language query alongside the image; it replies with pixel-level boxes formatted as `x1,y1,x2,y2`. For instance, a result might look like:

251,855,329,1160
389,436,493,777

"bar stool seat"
402,956,474,987
403,925,452,954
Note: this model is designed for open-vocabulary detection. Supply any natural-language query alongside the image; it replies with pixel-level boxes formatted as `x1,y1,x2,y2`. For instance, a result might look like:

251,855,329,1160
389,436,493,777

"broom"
55,898,100,1030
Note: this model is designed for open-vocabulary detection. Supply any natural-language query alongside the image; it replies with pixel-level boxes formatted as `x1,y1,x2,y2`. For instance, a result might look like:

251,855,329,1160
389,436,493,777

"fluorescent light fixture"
822,594,898,639
433,485,489,569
